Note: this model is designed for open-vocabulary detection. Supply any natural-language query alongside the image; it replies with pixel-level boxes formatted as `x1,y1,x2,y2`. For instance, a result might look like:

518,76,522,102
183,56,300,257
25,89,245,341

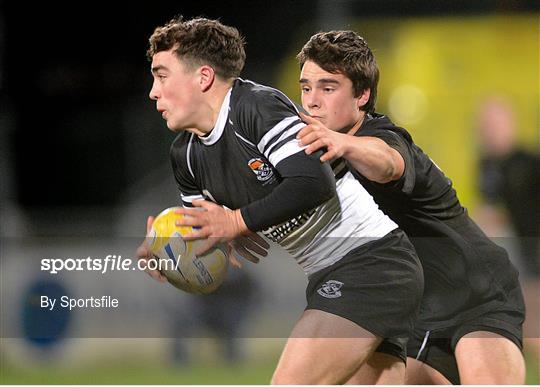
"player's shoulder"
360,113,414,144
232,78,283,99
231,78,298,112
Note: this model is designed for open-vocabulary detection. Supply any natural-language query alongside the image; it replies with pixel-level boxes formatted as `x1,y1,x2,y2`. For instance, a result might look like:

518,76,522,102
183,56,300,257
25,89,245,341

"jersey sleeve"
236,87,307,167
355,128,416,194
240,151,336,231
170,136,204,208
234,85,336,231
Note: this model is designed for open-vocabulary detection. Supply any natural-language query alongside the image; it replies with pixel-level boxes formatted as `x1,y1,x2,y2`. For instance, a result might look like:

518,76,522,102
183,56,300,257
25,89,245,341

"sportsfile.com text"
40,255,179,274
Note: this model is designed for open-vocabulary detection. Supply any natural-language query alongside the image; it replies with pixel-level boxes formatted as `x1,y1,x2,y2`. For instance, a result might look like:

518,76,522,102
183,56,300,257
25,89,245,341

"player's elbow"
369,150,404,184
314,166,337,202
374,164,398,184
296,167,336,210
321,177,337,201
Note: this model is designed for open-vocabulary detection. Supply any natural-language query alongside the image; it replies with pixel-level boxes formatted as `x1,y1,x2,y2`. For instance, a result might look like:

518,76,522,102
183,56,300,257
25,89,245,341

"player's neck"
193,80,234,135
346,111,366,136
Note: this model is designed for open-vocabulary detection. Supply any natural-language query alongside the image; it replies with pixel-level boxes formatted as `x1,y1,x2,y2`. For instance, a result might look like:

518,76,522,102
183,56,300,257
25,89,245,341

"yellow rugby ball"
147,207,229,294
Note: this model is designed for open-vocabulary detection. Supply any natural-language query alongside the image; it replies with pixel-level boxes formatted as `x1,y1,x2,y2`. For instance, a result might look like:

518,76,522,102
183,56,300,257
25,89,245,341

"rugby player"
137,16,424,384
296,30,526,384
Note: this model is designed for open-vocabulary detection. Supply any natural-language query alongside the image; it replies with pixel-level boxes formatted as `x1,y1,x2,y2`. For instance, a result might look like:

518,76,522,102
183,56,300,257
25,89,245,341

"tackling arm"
298,112,405,184
342,135,404,184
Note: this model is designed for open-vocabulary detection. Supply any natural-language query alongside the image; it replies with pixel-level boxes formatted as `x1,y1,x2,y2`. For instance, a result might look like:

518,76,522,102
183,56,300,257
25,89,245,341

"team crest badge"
248,158,274,182
317,280,344,299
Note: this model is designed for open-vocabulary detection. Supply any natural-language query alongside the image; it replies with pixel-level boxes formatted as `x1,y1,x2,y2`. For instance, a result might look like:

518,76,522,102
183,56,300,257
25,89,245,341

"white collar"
199,88,232,146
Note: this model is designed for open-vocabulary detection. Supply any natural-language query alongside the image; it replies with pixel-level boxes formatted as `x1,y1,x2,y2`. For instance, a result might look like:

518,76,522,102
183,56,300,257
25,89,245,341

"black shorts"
410,213,526,331
305,229,423,341
376,337,408,363
407,309,524,384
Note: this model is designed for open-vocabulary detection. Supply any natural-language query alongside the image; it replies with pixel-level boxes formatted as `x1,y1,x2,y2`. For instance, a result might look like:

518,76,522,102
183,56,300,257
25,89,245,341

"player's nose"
305,89,322,110
149,82,160,101
306,94,320,110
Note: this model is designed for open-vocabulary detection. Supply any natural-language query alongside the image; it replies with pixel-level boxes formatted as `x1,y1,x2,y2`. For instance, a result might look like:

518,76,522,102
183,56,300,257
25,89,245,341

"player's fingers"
182,228,210,241
233,244,260,264
236,236,268,257
136,254,167,283
245,231,270,249
147,267,167,282
175,216,205,228
298,131,319,146
225,241,241,268
174,207,204,217
299,112,318,124
147,268,168,283
146,216,155,234
136,244,150,260
320,149,337,162
306,139,326,155
228,252,243,269
297,124,313,139
191,199,218,210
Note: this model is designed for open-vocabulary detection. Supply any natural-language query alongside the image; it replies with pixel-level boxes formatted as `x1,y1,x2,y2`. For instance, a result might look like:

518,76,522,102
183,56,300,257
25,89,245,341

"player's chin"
166,120,181,132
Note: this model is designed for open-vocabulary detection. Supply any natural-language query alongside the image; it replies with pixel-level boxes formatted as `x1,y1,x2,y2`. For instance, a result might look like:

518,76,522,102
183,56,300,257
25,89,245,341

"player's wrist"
232,209,250,236
340,136,355,159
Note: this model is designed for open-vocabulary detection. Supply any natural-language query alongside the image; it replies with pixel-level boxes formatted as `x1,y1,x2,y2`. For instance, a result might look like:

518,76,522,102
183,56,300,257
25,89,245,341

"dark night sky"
2,0,537,207
3,1,317,206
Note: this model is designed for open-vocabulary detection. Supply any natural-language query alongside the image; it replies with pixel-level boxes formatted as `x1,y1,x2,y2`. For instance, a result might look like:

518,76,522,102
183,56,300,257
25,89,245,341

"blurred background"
0,0,538,384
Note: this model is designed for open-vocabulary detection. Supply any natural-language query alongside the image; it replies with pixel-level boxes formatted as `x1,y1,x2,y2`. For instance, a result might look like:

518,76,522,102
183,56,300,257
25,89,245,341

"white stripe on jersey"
264,171,398,276
181,193,204,205
186,133,196,179
268,139,306,166
257,116,299,154
263,122,306,160
234,131,256,147
180,193,204,207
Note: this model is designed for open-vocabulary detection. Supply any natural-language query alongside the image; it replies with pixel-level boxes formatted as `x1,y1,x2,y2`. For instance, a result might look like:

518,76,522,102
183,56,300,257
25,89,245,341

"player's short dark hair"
297,31,379,113
147,16,246,79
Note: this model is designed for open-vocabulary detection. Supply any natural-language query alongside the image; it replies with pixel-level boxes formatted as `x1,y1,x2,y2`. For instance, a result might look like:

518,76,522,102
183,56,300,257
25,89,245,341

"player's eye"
323,87,335,93
301,86,311,93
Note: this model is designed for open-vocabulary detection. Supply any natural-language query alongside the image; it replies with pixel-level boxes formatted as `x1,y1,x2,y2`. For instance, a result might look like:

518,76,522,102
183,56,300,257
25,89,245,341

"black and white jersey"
352,113,524,330
170,79,396,276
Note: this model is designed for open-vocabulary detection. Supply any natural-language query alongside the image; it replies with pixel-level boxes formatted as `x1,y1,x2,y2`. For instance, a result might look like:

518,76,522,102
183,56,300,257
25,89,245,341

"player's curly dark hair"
147,16,246,80
297,31,379,113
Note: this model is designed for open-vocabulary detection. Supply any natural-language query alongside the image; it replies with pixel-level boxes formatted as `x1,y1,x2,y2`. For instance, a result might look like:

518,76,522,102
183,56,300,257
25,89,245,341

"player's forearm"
240,153,336,231
240,174,335,231
343,136,402,184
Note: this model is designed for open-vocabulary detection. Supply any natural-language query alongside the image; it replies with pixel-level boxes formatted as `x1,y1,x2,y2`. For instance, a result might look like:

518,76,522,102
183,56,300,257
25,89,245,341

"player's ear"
357,89,371,109
199,65,215,92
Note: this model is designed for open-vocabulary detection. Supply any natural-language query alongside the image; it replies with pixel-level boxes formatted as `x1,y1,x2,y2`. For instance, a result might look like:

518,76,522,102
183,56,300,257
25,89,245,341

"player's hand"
174,200,249,256
135,215,167,283
228,231,270,268
297,112,348,162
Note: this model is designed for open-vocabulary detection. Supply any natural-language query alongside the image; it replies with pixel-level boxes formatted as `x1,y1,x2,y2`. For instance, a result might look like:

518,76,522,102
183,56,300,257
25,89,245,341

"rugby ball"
147,207,229,294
